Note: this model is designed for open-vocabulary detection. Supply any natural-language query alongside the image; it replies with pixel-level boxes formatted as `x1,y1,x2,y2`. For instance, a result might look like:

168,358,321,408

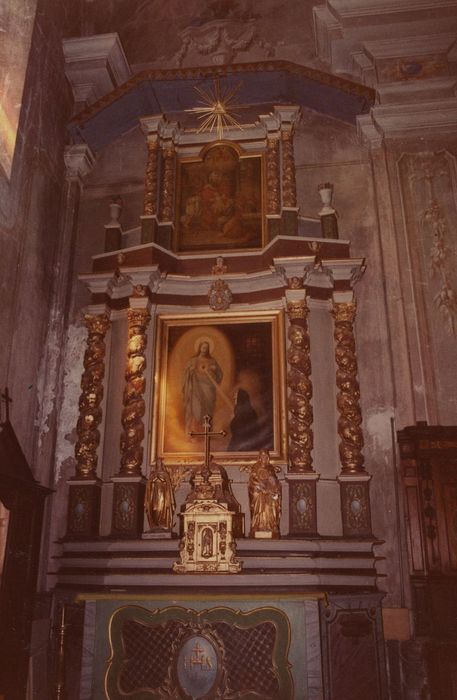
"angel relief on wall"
175,143,264,252
153,313,285,462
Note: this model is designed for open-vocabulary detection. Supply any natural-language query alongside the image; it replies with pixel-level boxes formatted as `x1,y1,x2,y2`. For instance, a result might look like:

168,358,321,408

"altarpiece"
55,84,386,700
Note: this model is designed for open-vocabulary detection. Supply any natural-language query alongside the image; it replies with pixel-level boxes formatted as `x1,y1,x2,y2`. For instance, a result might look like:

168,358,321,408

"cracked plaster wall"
0,0,74,472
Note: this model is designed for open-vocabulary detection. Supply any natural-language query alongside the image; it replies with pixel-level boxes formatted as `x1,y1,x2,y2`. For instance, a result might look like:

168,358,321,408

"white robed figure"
182,339,223,434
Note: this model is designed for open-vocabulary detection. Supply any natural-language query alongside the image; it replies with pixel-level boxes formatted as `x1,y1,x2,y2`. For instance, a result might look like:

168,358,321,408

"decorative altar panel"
79,595,323,700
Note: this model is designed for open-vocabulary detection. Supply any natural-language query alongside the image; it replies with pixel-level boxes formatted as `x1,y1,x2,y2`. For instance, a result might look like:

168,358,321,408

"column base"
140,215,158,244
111,476,146,538
338,473,372,537
266,215,281,242
66,478,101,539
319,212,339,239
156,222,174,249
281,207,299,237
104,224,122,252
286,472,320,537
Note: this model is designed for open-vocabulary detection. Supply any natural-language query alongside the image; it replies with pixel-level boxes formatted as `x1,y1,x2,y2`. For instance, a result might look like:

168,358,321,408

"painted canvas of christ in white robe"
153,315,284,462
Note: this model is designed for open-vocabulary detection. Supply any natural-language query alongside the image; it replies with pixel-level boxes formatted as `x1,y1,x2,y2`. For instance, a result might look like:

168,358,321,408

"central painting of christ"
152,312,285,463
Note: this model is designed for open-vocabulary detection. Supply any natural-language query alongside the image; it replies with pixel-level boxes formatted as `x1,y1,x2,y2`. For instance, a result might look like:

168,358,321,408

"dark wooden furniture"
0,420,51,700
398,423,457,700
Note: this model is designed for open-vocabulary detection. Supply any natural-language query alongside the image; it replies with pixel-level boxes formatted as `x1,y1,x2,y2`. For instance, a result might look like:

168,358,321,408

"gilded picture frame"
174,141,265,253
151,311,286,465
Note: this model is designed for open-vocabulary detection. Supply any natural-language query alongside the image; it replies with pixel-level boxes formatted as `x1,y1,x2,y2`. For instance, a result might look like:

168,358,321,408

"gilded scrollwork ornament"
286,305,314,472
143,139,158,216
281,131,297,208
332,301,365,474
208,278,232,311
120,308,151,475
74,313,110,479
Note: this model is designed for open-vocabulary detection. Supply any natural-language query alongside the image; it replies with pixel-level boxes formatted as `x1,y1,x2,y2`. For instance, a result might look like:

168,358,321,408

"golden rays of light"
185,79,245,140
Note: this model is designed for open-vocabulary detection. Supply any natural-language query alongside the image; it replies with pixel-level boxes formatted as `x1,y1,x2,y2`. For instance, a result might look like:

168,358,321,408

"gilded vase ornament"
160,147,175,222
74,313,110,479
120,308,151,475
143,139,158,216
281,131,297,208
286,305,314,472
332,301,365,474
266,137,280,215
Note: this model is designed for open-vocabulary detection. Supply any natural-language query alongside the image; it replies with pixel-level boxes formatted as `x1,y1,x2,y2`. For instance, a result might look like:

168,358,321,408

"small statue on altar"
211,255,227,276
248,449,281,538
145,458,175,531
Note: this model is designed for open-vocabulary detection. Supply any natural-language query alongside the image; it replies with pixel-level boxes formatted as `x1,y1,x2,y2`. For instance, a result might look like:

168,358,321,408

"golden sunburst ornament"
186,79,244,140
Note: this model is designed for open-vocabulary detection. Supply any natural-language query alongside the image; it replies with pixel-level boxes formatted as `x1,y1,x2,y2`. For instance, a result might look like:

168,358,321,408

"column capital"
140,114,165,139
83,311,111,335
331,299,357,323
258,112,281,134
64,144,95,182
285,291,309,321
274,105,301,132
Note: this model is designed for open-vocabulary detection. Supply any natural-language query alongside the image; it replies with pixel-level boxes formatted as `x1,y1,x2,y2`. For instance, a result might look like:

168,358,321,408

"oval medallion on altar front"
176,634,219,699
297,498,308,514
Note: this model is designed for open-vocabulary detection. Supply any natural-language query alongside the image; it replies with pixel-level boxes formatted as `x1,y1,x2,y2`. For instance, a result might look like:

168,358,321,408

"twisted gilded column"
143,139,158,216
281,131,297,209
74,313,111,478
112,306,151,537
160,146,175,222
67,311,110,538
332,299,371,538
286,298,314,472
331,301,365,474
120,307,151,476
285,293,318,537
140,115,163,244
266,137,280,215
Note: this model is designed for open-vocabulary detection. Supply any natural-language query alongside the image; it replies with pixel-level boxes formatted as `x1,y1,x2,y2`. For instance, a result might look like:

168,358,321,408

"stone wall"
0,0,73,474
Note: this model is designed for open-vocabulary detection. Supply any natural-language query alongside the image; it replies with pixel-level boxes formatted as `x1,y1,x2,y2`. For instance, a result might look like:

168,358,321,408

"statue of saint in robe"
145,459,175,531
248,449,281,538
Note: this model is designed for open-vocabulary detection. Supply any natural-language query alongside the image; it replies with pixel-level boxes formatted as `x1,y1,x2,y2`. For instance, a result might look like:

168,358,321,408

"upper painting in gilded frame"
152,311,286,464
175,142,265,253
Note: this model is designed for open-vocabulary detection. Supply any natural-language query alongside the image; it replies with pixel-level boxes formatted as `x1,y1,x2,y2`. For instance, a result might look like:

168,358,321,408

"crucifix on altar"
173,414,242,574
190,414,226,477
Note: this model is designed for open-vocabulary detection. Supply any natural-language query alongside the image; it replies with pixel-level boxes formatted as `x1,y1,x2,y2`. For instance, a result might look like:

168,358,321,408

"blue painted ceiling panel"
70,64,373,152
